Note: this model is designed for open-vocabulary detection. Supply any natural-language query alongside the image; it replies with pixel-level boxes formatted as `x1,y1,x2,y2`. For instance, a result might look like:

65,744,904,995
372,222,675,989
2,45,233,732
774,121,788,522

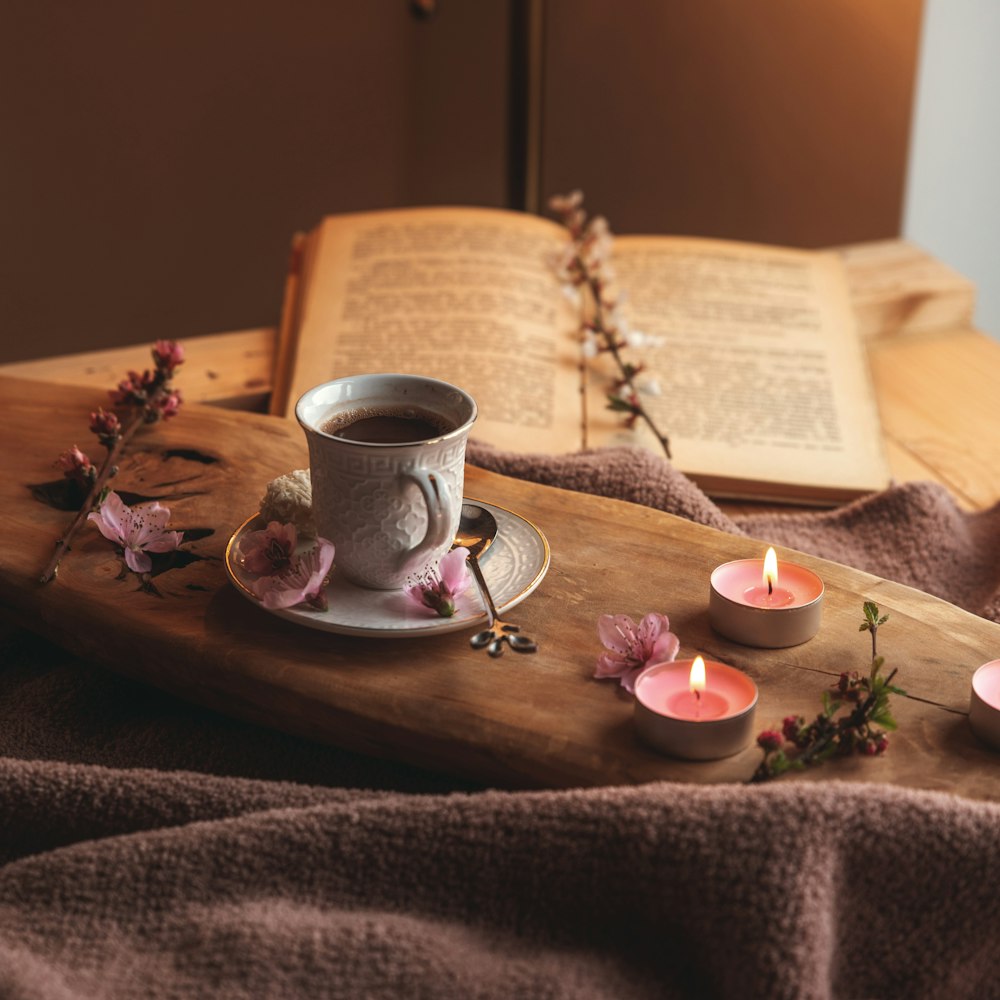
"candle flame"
763,547,779,592
689,655,706,694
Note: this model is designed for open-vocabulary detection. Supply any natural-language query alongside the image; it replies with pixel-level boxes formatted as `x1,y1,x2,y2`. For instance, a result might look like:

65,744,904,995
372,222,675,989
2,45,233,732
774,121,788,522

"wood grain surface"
4,375,1000,798
869,329,1000,511
0,327,276,409
838,238,975,340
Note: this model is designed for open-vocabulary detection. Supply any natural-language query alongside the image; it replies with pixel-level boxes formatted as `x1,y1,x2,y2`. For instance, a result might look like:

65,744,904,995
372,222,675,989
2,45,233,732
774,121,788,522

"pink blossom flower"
238,521,297,575
250,539,335,611
405,547,470,618
152,340,185,374
594,612,679,693
88,490,183,573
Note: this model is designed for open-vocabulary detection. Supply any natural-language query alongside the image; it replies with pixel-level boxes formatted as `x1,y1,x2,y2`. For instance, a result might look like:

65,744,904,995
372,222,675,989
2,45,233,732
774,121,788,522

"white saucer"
225,498,550,638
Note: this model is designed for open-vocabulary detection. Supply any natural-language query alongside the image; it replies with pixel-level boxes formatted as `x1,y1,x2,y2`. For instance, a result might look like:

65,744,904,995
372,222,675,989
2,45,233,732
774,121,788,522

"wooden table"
3,239,999,799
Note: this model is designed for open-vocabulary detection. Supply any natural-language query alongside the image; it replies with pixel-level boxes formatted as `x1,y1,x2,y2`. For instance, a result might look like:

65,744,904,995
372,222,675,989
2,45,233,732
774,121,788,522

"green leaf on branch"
871,712,898,731
751,601,901,783
860,602,889,631
821,691,842,718
606,394,636,413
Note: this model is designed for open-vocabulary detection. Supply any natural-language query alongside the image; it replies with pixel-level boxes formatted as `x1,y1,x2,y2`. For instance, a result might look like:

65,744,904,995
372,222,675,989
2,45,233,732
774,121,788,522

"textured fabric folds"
4,445,1000,999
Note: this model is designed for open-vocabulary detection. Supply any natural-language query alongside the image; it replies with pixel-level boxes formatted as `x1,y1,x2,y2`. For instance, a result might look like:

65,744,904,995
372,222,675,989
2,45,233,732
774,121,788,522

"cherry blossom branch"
578,257,672,459
549,190,672,460
39,341,184,584
40,416,144,583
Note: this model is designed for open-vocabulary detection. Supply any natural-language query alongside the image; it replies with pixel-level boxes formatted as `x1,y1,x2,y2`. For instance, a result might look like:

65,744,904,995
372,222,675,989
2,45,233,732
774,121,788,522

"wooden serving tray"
4,375,999,798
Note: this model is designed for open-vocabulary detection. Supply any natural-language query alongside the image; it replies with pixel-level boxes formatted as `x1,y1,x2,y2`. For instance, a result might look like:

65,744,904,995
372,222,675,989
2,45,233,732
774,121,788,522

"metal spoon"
455,503,538,657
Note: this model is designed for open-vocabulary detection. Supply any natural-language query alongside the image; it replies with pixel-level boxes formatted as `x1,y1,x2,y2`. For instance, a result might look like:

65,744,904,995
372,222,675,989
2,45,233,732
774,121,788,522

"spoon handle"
466,554,538,656
466,554,500,625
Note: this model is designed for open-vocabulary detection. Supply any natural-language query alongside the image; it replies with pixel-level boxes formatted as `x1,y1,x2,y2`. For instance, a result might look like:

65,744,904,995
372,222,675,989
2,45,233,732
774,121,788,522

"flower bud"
152,339,185,374
756,730,783,753
89,408,121,442
110,369,154,406
56,445,95,487
150,388,183,421
548,189,583,214
782,715,802,742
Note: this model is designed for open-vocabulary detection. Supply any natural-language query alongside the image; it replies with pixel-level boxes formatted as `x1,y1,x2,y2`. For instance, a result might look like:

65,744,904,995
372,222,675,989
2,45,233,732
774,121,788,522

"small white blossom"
582,216,613,269
550,242,580,285
624,330,664,350
638,377,662,397
560,283,582,307
608,308,628,333
548,189,584,214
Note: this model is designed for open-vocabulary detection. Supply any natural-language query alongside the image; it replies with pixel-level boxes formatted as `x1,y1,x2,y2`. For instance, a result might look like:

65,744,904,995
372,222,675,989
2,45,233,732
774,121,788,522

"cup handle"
397,469,452,575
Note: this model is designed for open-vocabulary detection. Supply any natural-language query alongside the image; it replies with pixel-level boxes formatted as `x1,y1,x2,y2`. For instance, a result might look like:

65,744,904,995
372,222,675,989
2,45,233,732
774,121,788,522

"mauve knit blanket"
3,445,1000,1000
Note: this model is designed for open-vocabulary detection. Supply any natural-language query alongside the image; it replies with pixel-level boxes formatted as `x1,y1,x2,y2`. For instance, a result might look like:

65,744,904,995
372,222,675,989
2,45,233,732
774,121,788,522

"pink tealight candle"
969,660,1000,751
663,655,730,720
634,656,758,761
709,547,824,648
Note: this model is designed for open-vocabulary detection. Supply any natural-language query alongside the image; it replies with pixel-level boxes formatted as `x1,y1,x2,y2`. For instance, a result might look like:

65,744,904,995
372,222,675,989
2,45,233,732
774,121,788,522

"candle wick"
767,578,773,596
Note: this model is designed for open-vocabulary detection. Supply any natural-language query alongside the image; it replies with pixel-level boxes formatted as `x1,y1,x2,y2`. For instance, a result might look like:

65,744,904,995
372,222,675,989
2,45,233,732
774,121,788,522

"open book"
271,206,890,504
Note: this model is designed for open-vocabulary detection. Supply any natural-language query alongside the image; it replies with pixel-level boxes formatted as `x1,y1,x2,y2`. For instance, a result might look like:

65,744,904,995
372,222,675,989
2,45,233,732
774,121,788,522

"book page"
588,237,889,501
281,207,582,453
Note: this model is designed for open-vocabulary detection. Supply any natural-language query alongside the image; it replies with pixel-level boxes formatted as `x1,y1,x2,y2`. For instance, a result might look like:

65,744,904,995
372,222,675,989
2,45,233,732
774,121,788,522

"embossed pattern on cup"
296,374,476,590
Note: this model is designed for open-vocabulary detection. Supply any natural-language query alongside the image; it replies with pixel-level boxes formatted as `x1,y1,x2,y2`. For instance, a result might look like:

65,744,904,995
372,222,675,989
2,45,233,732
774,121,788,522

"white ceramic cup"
295,373,477,589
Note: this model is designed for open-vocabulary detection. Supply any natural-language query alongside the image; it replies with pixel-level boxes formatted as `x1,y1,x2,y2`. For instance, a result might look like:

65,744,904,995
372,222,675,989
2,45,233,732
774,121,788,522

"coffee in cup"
320,405,456,444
